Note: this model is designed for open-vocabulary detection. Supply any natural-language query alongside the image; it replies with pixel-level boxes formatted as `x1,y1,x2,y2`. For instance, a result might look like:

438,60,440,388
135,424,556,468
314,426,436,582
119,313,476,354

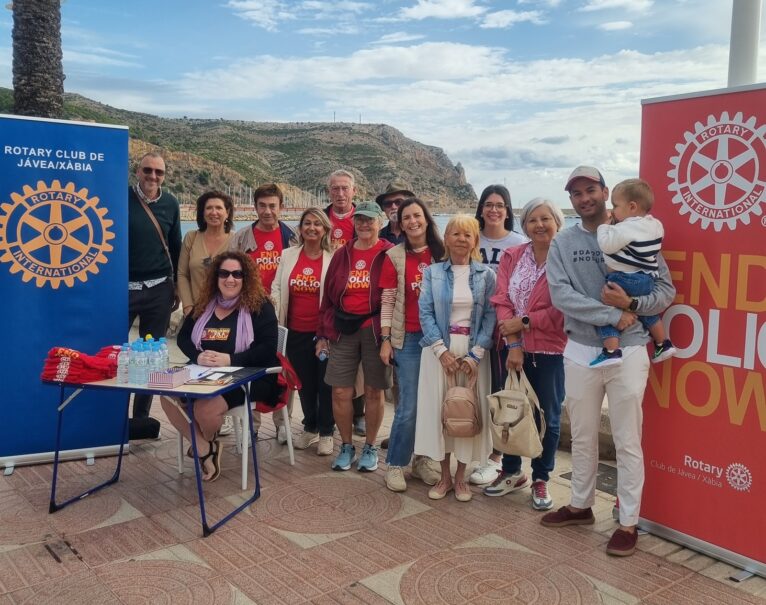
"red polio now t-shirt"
329,207,355,248
341,240,386,327
286,250,323,333
379,248,432,333
250,226,283,294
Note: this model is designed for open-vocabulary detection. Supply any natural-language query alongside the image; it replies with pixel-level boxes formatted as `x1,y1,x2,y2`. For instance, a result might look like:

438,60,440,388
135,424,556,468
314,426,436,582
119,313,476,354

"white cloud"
580,0,653,13
599,20,633,31
64,49,142,68
226,0,294,31
399,0,487,20
298,0,370,15
179,42,506,98
519,0,561,6
371,32,426,44
481,10,545,29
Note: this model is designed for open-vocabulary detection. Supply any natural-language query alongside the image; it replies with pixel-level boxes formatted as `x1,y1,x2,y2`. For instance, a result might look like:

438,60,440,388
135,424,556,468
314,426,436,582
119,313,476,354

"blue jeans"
502,353,564,483
386,331,423,467
598,271,659,341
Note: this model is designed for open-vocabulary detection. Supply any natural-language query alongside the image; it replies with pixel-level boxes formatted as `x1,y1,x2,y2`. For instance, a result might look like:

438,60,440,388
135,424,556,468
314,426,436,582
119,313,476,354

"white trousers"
564,348,650,526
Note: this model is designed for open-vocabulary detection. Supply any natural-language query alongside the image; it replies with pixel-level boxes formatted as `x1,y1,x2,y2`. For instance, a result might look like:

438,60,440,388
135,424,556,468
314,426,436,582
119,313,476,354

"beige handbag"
486,370,545,458
442,369,481,438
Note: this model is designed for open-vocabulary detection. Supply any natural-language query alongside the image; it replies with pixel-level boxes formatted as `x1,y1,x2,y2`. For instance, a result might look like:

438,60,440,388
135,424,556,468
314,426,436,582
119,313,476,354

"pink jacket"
490,243,566,354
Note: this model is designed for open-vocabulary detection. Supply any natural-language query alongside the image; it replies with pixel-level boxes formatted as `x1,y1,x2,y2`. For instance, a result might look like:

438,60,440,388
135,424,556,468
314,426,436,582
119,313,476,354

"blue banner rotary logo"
0,179,114,288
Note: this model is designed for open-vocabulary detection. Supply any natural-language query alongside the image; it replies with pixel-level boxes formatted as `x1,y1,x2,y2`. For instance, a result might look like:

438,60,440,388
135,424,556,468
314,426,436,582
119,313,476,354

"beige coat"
177,229,234,312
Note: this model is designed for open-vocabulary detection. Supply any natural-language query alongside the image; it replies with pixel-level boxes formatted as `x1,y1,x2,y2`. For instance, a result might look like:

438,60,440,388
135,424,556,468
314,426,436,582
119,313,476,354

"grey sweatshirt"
547,224,676,347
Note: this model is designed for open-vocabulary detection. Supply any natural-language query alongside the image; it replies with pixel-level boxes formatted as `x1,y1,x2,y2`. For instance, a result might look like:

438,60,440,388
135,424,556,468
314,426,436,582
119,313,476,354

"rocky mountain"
0,87,477,212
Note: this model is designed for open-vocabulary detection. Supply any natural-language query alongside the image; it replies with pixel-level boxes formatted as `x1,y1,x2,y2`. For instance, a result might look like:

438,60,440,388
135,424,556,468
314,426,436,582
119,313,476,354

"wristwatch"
381,335,392,342
628,298,639,312
521,315,530,329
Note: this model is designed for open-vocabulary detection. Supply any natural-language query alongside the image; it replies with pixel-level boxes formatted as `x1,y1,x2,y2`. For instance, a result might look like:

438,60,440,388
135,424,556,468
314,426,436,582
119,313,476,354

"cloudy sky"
1,0,764,205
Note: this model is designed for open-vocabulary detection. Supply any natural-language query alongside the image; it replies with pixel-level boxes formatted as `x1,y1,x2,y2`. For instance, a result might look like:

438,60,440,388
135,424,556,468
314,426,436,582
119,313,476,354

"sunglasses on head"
217,269,244,279
141,167,165,176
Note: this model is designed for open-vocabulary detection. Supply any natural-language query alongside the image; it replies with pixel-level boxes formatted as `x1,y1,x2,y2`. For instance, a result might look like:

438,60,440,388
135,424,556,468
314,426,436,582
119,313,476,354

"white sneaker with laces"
469,459,502,485
385,466,407,492
277,425,288,444
218,415,234,436
294,431,319,450
531,479,553,510
317,436,334,456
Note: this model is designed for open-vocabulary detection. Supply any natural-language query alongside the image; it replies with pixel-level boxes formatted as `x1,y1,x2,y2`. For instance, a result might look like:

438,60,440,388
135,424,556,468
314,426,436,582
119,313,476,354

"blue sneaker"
356,443,379,472
331,443,355,471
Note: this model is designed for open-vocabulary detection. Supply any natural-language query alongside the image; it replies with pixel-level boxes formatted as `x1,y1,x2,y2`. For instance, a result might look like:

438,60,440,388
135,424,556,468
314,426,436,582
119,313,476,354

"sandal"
197,446,215,480
205,439,223,482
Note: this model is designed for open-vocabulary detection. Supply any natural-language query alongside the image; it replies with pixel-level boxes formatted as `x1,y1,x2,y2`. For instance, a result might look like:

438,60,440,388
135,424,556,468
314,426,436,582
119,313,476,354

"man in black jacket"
128,152,181,434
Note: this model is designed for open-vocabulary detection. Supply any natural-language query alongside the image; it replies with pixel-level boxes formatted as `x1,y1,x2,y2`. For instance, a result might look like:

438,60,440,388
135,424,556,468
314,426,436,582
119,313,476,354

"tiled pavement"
2,403,765,605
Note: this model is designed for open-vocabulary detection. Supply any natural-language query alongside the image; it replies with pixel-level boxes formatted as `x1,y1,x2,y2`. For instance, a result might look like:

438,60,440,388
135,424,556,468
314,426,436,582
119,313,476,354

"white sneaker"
385,466,407,492
277,425,288,444
531,480,553,511
317,435,334,456
469,459,502,485
294,431,319,450
411,456,441,486
218,415,234,436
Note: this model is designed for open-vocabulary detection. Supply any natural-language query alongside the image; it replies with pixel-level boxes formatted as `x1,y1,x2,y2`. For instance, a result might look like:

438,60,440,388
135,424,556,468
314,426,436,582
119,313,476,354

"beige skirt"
413,334,492,464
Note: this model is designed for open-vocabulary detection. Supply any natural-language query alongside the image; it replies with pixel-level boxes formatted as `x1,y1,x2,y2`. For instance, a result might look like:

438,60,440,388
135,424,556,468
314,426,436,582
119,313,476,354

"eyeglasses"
483,203,506,211
141,167,165,176
217,269,244,279
382,198,405,209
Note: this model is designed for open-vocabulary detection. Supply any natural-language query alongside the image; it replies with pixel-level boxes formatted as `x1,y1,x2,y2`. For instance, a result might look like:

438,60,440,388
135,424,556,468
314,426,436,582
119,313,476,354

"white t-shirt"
479,231,528,272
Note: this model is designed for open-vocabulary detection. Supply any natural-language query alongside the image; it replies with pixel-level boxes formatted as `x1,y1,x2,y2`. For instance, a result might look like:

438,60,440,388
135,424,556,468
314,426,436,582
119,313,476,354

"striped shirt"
596,215,664,275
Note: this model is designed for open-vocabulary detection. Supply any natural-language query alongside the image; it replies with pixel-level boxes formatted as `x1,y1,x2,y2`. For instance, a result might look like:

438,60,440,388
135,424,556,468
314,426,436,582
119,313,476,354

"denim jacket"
419,259,497,351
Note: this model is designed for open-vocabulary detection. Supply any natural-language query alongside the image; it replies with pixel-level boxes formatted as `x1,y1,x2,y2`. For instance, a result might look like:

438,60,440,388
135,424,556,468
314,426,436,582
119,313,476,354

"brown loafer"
606,528,638,556
540,505,595,527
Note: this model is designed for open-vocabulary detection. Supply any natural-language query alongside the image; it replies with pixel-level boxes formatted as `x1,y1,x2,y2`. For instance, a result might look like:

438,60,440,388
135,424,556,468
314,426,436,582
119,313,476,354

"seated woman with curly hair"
161,251,280,482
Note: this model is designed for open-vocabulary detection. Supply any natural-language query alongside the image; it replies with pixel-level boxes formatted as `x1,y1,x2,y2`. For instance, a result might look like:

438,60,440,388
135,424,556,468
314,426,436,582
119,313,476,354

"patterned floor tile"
645,573,766,604
96,558,233,604
0,493,57,549
63,516,177,567
0,541,87,595
564,545,689,600
393,547,602,605
1,571,118,605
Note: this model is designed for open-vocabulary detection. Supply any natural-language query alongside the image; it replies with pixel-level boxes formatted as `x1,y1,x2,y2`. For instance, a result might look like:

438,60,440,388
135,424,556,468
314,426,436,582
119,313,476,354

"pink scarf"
191,295,254,354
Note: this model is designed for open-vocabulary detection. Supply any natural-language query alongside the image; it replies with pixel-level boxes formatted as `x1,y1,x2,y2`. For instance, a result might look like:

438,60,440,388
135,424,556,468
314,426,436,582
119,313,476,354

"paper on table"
185,364,243,379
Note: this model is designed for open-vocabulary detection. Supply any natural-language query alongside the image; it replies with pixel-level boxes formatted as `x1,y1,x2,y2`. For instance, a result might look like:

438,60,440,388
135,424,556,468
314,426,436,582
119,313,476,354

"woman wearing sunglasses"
161,251,280,482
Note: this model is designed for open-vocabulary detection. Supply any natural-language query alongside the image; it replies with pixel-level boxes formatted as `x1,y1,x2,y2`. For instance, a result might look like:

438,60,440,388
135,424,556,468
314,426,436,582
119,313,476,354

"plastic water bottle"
152,342,163,373
117,344,130,384
318,347,329,362
146,343,157,375
135,343,148,385
128,342,139,384
158,337,169,369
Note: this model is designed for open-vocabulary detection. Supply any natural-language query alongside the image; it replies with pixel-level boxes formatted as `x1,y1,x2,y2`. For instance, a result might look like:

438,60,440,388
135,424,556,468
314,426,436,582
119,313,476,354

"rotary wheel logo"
667,111,766,231
0,180,114,289
725,462,752,492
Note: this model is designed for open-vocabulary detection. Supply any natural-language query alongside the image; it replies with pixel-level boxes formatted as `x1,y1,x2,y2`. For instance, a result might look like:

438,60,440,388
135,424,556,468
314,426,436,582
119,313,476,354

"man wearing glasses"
324,169,358,248
128,152,181,437
376,180,414,245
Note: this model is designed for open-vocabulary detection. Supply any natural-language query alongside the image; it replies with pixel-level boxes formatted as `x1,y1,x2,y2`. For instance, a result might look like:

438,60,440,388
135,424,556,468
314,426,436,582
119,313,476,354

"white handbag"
486,369,545,458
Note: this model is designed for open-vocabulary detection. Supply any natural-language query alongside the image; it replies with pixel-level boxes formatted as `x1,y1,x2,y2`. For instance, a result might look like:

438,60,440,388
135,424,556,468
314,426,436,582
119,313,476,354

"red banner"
640,85,766,571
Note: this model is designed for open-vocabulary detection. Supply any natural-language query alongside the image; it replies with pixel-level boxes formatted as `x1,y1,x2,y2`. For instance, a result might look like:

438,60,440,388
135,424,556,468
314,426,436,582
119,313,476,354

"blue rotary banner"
0,115,128,466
